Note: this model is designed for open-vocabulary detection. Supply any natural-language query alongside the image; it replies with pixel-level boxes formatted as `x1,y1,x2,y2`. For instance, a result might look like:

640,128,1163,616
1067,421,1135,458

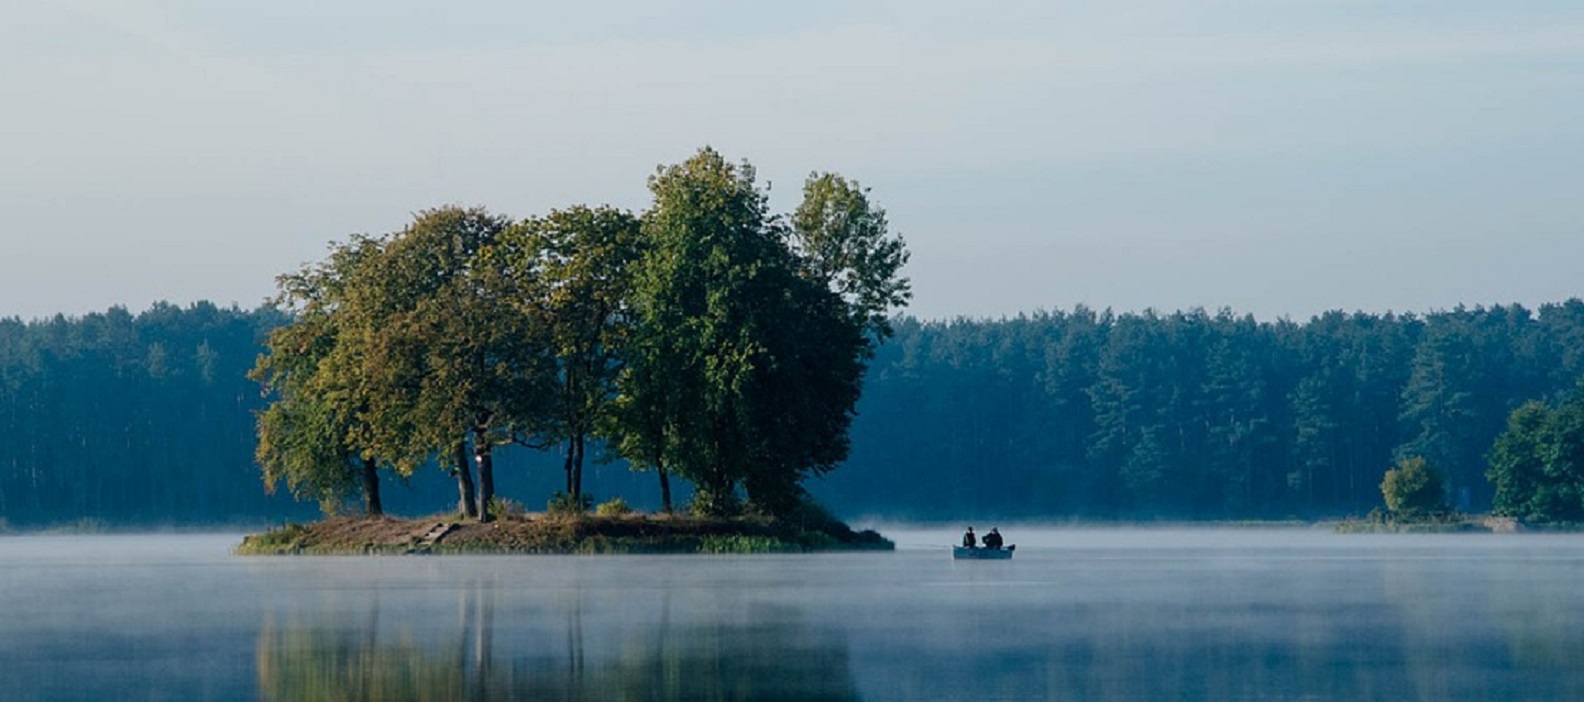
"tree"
254,396,373,515
1289,371,1340,511
789,172,911,340
1487,394,1584,523
1380,456,1446,517
619,148,907,516
1199,316,1279,516
1086,312,1168,515
355,206,555,522
622,148,784,514
1397,310,1519,511
251,236,390,517
252,207,557,523
504,206,644,505
735,263,867,515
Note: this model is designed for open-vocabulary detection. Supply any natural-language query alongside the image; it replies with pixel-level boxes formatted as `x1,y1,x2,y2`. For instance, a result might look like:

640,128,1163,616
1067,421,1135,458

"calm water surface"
2,527,1583,701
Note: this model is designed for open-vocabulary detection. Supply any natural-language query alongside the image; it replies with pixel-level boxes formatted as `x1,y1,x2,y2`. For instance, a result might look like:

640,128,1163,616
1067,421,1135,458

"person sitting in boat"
962,527,977,548
982,527,1004,550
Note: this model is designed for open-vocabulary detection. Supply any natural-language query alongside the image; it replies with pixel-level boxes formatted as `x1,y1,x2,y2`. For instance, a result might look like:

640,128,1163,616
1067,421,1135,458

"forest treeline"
4,298,1584,527
0,302,299,525
818,300,1584,520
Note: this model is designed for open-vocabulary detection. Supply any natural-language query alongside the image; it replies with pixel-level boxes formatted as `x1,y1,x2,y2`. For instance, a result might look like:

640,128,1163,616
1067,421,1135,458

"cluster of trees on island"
251,147,909,522
5,162,1584,527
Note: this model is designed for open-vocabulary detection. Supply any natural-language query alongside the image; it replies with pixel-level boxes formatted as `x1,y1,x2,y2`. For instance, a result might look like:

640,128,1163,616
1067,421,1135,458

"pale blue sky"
3,1,1580,321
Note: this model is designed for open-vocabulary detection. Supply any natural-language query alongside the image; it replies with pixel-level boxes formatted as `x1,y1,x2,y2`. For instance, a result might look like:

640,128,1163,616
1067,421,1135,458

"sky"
3,0,1581,323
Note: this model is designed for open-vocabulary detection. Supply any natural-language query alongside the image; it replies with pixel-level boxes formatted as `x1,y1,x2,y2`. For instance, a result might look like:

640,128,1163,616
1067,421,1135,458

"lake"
2,527,1582,701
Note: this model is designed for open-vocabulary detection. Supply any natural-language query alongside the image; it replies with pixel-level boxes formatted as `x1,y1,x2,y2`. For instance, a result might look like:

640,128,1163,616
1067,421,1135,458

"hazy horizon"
5,293,1579,327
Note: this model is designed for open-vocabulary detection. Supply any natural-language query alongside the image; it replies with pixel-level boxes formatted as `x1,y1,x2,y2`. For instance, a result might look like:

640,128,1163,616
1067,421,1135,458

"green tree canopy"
1487,391,1584,523
503,205,644,503
252,207,558,521
251,235,390,516
620,148,908,516
249,151,909,521
790,172,911,339
1380,455,1446,517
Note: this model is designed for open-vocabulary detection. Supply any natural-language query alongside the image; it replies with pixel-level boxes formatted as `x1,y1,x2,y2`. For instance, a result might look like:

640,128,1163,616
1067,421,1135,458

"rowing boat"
952,545,1014,560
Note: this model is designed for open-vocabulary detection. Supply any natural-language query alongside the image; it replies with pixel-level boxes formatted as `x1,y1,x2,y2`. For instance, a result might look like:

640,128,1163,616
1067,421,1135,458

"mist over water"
2,528,1582,700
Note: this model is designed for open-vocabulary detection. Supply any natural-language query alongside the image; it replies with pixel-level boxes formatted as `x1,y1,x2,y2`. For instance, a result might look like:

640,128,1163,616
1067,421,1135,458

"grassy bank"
235,512,895,555
1330,514,1567,533
1332,519,1490,534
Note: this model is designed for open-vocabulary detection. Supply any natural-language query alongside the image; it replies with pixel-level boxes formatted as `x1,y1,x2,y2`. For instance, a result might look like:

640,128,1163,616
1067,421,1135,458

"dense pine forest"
823,302,1584,520
4,298,1584,528
0,303,300,526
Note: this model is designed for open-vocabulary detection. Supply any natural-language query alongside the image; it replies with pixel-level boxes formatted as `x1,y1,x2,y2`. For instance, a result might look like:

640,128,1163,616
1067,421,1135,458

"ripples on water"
2,528,1583,701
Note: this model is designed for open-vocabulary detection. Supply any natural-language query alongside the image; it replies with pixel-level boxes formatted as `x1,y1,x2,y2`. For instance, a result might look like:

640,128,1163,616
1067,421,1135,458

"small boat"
953,545,1014,560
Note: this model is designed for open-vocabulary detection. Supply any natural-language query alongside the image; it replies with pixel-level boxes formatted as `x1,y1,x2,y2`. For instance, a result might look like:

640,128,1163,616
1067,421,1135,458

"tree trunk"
453,440,478,519
562,441,575,495
360,456,382,517
657,458,673,514
569,433,585,503
474,429,494,523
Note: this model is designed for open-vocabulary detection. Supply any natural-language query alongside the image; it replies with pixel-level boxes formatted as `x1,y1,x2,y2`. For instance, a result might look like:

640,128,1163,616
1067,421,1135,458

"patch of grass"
699,534,799,553
1334,508,1488,533
236,522,313,554
1334,520,1487,534
488,497,527,519
594,498,634,517
547,491,592,516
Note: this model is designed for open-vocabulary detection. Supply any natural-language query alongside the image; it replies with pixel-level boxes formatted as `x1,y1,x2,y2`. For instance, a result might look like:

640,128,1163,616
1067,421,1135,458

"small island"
237,508,893,556
241,148,910,554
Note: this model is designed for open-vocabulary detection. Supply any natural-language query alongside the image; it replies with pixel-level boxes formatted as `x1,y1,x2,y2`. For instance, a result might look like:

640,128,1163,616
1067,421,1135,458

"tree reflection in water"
255,582,859,701
244,538,1584,701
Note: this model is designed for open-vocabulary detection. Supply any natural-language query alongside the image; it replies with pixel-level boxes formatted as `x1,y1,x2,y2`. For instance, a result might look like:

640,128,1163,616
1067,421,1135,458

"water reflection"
7,532,1584,700
254,581,858,701
838,541,1584,701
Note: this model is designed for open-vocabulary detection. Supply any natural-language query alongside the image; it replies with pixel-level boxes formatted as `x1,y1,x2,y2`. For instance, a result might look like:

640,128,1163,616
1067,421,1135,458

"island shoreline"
236,512,895,555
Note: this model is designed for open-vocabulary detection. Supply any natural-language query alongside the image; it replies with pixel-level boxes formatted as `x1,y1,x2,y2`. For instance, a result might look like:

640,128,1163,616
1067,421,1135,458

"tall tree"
1199,314,1279,516
1086,312,1168,514
505,206,644,505
621,148,906,516
251,236,391,516
1398,314,1488,510
358,206,554,522
624,148,784,514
